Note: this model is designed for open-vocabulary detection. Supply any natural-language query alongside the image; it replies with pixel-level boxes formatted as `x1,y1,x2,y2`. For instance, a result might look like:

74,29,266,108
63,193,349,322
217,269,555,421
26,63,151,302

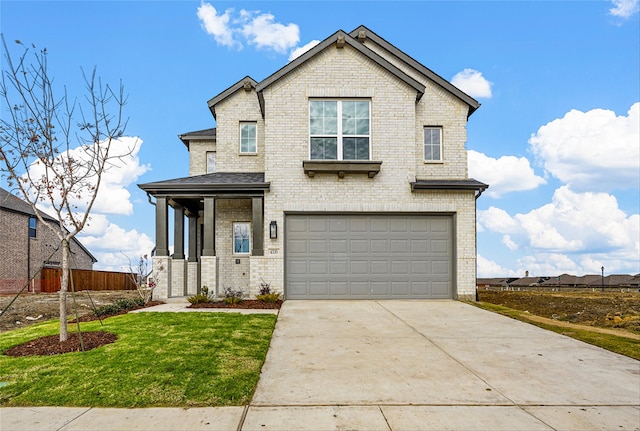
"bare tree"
0,36,133,341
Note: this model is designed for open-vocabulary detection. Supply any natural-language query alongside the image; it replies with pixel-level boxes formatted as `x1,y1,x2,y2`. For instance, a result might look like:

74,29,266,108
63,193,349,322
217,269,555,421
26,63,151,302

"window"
206,151,216,173
233,222,251,254
29,216,37,238
424,127,442,161
309,100,370,160
240,122,257,153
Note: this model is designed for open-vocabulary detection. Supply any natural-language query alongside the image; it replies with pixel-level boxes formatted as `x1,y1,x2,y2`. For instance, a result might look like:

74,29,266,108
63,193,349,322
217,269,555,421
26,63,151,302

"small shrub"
256,292,281,303
257,279,280,302
223,286,245,305
94,298,144,317
188,286,214,304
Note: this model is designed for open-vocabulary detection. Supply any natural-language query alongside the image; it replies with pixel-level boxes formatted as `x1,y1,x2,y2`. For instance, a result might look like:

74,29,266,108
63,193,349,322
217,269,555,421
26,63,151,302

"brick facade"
0,205,95,294
142,26,486,301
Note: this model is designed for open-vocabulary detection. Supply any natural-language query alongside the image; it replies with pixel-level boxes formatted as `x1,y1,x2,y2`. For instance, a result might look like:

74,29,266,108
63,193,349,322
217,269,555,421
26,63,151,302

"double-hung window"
423,127,442,161
309,100,370,160
29,216,37,238
206,151,216,173
240,122,257,153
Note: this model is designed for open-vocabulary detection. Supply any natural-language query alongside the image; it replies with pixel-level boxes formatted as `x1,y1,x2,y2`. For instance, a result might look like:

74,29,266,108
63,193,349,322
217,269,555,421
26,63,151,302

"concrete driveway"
248,300,640,430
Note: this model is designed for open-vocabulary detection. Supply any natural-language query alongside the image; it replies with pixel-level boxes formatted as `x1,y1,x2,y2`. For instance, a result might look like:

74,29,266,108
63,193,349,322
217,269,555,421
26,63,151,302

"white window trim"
309,99,371,161
239,122,257,154
233,222,251,255
423,126,443,163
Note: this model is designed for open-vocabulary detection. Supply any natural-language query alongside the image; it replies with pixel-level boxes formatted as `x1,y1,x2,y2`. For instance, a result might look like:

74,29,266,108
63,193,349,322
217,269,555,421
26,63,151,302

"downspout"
27,219,31,293
146,192,157,257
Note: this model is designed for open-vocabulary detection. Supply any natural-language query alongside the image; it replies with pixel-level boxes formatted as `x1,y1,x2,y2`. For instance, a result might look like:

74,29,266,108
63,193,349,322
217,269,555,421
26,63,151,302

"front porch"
139,173,271,300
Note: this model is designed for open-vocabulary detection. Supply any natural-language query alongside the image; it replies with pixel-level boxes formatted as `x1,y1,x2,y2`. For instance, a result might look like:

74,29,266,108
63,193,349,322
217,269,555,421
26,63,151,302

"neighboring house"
0,187,96,294
139,26,488,301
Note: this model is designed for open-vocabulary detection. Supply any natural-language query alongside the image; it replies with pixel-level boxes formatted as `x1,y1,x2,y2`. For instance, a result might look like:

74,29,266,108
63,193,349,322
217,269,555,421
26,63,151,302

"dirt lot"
477,290,640,334
0,290,141,333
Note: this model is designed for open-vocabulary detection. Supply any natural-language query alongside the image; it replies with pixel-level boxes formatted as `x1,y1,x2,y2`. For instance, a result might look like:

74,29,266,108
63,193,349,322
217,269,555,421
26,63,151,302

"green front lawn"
0,312,277,407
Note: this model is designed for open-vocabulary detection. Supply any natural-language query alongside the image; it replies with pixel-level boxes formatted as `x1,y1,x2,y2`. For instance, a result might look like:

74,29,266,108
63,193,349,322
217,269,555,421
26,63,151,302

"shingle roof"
138,172,270,194
178,128,217,149
0,187,97,263
410,179,489,192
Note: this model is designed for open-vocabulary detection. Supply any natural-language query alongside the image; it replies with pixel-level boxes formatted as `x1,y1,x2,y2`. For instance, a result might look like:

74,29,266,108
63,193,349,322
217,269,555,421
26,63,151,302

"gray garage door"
285,214,453,299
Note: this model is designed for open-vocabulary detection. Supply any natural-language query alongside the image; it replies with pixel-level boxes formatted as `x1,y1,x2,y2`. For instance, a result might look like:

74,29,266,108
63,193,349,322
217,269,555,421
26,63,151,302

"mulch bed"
4,332,118,357
5,301,164,358
5,300,281,358
189,300,282,309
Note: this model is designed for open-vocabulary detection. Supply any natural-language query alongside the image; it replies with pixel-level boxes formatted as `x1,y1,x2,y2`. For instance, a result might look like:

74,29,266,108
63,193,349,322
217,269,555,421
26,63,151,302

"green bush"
94,298,145,317
223,287,245,305
256,293,281,303
188,293,213,304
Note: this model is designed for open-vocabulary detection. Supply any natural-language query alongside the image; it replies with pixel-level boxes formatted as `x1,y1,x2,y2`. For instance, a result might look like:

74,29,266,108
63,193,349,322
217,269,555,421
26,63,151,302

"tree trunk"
59,238,70,342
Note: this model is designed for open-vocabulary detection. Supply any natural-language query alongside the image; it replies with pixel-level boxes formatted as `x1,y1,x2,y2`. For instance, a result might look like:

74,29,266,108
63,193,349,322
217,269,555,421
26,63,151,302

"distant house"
139,26,488,301
0,187,96,294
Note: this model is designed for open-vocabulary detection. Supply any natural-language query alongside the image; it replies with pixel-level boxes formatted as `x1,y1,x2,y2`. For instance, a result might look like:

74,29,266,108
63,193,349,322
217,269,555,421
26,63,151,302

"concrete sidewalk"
2,300,639,430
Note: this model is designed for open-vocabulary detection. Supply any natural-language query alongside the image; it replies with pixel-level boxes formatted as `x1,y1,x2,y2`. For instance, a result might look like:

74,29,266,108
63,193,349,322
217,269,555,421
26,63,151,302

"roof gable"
207,76,258,119
254,29,425,117
349,25,480,117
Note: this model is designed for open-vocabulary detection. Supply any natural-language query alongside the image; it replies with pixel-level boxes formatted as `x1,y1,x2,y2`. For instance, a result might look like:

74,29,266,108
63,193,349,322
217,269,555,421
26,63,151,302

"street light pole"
601,266,605,292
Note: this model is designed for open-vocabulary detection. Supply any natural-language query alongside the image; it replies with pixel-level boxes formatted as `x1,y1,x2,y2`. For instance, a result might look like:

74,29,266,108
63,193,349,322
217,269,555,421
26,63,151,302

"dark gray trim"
178,128,216,149
349,25,481,117
410,179,488,192
173,206,185,260
155,196,169,256
302,160,382,178
207,76,258,119
138,172,270,195
255,30,425,117
251,196,264,256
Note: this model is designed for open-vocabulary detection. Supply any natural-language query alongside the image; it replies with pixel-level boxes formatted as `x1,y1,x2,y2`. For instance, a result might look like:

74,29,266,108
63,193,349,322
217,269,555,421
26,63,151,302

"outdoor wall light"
269,220,278,239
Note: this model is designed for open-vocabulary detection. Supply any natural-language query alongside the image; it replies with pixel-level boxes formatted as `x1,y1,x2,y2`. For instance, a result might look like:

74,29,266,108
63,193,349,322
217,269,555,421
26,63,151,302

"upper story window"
309,100,370,160
240,122,257,153
424,127,442,162
206,151,216,173
29,216,37,238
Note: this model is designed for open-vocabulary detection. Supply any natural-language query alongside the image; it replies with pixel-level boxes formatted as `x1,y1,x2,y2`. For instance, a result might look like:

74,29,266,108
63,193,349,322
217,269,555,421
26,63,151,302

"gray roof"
138,172,270,195
1,187,54,220
0,187,97,263
178,128,217,149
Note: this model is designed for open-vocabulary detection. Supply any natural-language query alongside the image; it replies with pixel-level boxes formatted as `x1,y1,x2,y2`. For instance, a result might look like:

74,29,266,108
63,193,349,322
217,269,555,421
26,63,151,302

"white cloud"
451,69,492,99
79,223,154,272
529,103,640,192
240,11,299,54
468,150,546,198
609,0,639,18
289,40,320,62
479,185,640,274
196,3,237,48
477,255,519,278
197,3,301,55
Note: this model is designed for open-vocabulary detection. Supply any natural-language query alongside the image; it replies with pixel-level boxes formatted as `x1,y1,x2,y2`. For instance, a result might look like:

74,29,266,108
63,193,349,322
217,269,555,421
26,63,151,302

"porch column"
188,215,198,262
173,205,185,260
186,214,198,296
202,196,216,256
252,196,264,256
155,196,169,256
201,196,217,296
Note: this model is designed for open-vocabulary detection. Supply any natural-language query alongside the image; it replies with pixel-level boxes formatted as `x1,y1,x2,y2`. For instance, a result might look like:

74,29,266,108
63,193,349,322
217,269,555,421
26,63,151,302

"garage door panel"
286,214,452,299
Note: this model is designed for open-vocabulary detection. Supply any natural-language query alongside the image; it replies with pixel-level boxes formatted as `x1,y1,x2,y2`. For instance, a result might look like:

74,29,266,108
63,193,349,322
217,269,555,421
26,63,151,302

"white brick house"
139,26,487,301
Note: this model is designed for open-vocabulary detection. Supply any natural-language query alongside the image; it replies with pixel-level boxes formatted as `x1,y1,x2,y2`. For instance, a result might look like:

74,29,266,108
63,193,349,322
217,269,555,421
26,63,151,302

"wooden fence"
40,268,137,293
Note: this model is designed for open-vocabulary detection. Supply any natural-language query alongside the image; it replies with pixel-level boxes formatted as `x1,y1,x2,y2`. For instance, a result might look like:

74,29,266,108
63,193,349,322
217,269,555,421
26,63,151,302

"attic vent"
243,80,252,91
357,30,366,42
336,35,345,48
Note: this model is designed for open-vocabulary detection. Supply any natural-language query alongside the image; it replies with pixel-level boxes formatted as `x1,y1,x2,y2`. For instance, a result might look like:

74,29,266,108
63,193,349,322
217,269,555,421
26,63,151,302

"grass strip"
0,312,276,407
470,301,640,361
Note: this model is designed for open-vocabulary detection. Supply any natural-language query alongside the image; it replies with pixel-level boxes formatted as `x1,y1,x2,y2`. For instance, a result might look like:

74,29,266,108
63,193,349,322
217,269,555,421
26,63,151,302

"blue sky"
1,1,638,277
